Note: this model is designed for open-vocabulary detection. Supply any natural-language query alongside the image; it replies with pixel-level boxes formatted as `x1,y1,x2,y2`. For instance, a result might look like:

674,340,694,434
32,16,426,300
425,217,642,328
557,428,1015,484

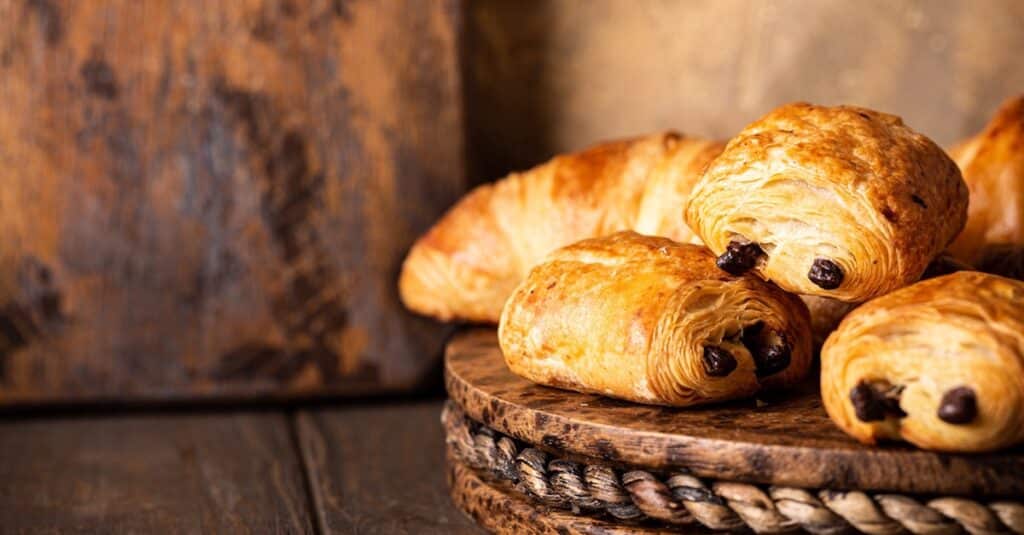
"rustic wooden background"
464,0,1024,182
1,0,1023,404
0,0,463,404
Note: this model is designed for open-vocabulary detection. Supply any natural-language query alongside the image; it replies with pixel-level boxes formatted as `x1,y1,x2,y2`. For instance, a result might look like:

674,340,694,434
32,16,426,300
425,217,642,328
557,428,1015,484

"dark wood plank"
0,0,462,405
446,329,1024,497
295,400,482,534
0,411,313,534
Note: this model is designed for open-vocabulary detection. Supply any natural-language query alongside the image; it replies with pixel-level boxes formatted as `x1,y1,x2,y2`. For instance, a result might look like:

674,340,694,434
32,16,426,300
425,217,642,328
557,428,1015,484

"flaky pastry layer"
498,232,812,407
686,103,967,302
821,271,1024,452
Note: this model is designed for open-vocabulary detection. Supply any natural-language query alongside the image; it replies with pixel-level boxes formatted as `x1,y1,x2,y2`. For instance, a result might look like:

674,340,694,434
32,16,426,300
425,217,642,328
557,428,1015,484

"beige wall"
465,0,1024,181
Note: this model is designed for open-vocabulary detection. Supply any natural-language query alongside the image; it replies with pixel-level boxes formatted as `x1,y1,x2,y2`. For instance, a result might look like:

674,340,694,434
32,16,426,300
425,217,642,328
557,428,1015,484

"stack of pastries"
400,97,1024,454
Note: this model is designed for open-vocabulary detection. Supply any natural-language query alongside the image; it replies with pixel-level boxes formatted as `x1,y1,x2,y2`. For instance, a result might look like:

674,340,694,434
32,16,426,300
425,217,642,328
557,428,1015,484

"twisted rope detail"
442,402,1023,535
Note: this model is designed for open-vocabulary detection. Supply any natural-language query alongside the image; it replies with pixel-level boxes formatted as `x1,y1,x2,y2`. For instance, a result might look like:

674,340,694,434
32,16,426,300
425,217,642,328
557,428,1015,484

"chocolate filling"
716,241,764,276
755,343,791,378
849,380,906,422
937,386,977,424
808,258,844,289
740,322,791,378
702,346,737,377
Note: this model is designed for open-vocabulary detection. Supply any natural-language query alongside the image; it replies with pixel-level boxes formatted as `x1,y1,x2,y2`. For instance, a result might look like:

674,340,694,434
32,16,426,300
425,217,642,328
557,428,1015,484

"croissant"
946,95,1024,276
399,133,725,322
498,232,812,407
686,103,968,303
821,271,1024,452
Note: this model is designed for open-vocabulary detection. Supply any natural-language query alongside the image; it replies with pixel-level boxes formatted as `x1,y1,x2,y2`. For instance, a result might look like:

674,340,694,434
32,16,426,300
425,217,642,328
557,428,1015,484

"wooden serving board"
445,329,1024,498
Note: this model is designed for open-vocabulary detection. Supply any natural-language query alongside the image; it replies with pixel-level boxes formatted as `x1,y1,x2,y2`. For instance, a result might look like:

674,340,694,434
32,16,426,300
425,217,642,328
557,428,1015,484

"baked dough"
821,271,1024,452
947,95,1024,268
399,133,724,322
686,103,968,302
499,232,812,407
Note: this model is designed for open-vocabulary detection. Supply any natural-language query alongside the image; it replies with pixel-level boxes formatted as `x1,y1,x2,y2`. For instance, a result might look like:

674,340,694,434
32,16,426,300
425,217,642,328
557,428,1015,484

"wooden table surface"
0,398,483,534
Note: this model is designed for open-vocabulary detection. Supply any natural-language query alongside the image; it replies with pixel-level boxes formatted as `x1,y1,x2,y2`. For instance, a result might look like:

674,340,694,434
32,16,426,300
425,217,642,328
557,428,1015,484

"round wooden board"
445,329,1024,497
447,454,692,535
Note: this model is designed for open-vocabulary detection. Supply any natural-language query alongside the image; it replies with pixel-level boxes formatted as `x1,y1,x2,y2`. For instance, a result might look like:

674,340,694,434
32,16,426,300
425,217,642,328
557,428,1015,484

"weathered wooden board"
0,0,464,404
445,329,1024,497
294,400,482,534
465,0,1024,181
0,411,313,533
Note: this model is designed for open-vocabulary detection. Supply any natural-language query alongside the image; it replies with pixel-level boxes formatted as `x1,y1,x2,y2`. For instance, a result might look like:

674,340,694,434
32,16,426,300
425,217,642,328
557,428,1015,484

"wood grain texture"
448,457,686,535
294,400,482,534
0,0,463,404
465,0,1024,182
445,329,1024,497
0,411,313,533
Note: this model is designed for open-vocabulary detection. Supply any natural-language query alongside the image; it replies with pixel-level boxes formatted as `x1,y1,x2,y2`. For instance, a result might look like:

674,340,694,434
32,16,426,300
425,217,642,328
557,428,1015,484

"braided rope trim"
442,401,1024,535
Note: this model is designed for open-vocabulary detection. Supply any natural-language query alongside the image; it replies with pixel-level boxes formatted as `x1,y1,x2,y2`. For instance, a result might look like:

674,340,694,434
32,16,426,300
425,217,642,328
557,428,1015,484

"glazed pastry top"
499,231,812,407
687,102,967,302
821,271,1024,452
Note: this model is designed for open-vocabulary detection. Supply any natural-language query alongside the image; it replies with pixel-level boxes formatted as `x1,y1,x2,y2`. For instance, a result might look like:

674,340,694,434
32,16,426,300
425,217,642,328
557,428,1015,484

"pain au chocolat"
947,95,1024,280
686,103,968,302
821,271,1024,452
399,133,724,323
498,232,812,407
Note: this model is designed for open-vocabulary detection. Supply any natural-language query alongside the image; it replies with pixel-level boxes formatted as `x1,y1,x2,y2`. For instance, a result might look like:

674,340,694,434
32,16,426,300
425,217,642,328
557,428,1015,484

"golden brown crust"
686,103,968,302
821,271,1024,452
399,133,724,322
498,232,812,407
947,96,1024,265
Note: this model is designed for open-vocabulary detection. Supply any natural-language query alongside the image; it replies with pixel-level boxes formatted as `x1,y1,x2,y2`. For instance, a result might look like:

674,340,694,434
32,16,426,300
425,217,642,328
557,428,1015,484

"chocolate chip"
702,346,737,377
850,380,906,422
850,381,886,422
937,386,977,424
881,388,907,418
754,342,790,377
740,321,764,343
716,241,764,275
808,258,843,289
910,194,927,208
739,323,790,377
